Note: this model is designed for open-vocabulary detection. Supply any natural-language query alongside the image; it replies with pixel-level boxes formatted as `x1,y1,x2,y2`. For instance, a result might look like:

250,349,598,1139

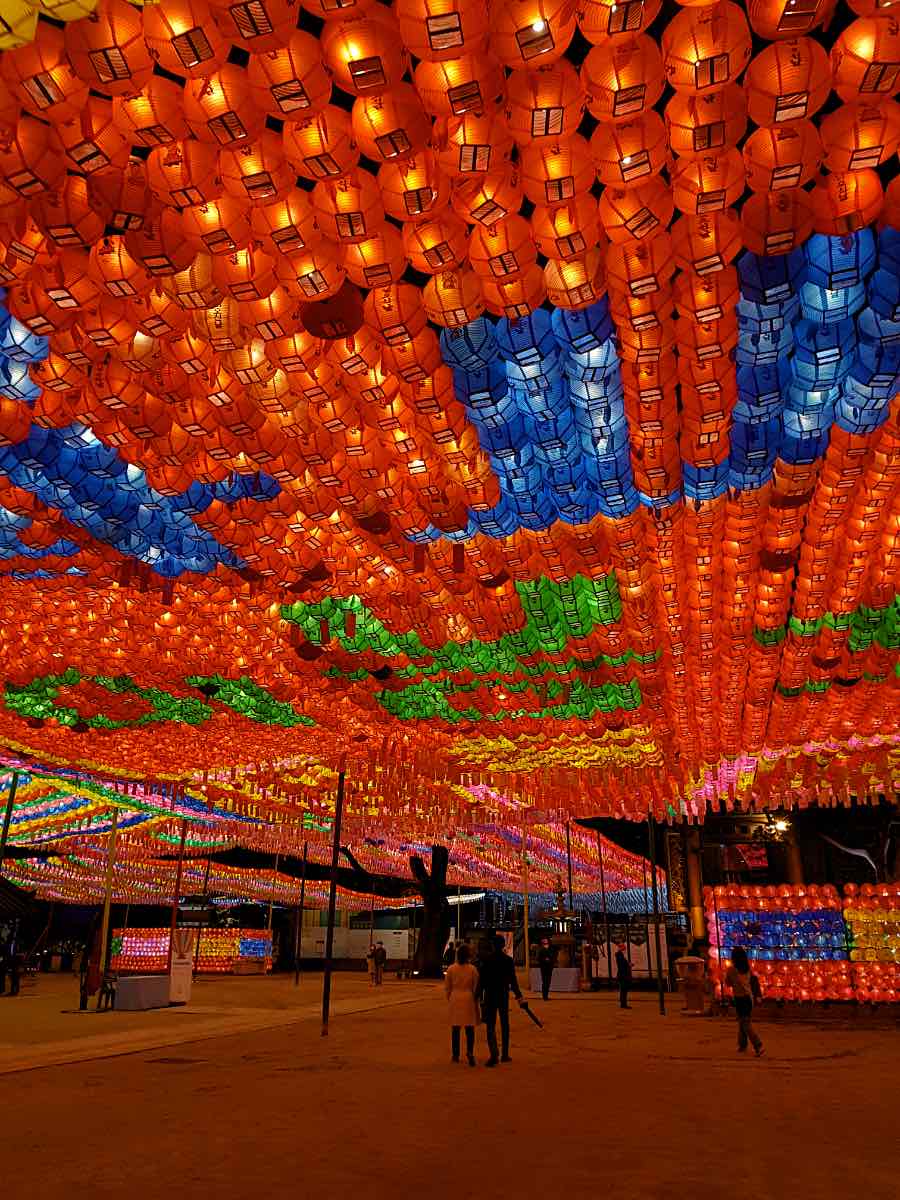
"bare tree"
409,846,451,979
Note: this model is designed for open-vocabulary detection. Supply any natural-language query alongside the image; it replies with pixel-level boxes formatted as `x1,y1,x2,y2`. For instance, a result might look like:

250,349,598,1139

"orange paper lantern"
489,0,578,69
142,0,230,79
743,37,832,126
64,0,154,97
582,35,664,123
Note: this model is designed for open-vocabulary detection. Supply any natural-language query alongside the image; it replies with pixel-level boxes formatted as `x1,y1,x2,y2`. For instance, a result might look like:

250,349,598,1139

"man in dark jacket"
373,941,387,985
615,942,632,1009
537,936,556,1000
477,934,523,1067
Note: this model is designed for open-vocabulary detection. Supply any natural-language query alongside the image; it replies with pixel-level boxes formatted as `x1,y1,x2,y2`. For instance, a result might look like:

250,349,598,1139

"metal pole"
294,840,308,986
596,829,612,983
167,819,189,974
522,828,530,983
648,818,666,1016
369,886,376,943
565,819,574,910
267,852,280,930
0,770,21,864
193,855,213,976
95,808,119,998
321,770,346,1035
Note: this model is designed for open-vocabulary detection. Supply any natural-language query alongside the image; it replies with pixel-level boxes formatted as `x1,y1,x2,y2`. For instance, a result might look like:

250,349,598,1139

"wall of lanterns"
0,0,896,821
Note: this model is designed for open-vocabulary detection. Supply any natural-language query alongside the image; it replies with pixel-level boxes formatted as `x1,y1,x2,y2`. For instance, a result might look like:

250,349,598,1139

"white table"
115,974,171,1011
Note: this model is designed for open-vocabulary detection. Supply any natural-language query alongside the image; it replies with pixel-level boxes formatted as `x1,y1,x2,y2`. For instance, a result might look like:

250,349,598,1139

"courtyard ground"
1,973,896,1200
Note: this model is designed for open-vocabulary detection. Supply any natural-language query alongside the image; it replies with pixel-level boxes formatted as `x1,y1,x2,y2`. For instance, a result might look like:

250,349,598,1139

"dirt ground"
2,975,897,1200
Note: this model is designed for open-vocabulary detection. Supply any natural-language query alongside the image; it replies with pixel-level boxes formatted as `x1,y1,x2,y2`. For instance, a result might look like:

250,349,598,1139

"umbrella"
520,1001,544,1029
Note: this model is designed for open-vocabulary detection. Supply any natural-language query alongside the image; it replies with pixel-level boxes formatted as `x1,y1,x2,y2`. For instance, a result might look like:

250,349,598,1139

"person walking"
615,942,632,1009
374,940,387,985
7,946,21,997
444,943,479,1066
366,943,377,986
537,936,556,1000
725,946,764,1057
477,933,524,1067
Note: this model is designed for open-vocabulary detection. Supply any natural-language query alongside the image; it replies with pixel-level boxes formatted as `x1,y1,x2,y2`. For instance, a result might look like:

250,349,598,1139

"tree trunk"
410,846,450,979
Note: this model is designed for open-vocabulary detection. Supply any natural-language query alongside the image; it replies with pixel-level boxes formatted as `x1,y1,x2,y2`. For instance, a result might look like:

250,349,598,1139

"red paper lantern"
665,84,746,158
0,21,88,125
578,0,661,44
530,194,602,260
341,228,409,288
451,165,523,227
810,168,884,235
353,85,432,163
743,37,832,127
208,0,297,52
414,54,506,118
600,176,674,242
378,151,450,221
544,249,606,309
250,189,320,256
396,0,487,61
662,3,752,95
519,134,595,204
112,77,191,148
283,106,360,181
147,139,222,210
143,0,230,78
819,101,900,171
740,188,814,256
219,131,297,207
0,115,65,201
747,0,829,41
55,96,131,177
433,111,515,178
489,0,578,69
64,0,154,97
469,214,537,281
505,59,585,143
33,176,105,250
582,34,664,123
672,148,745,215
322,11,409,96
125,209,197,277
312,171,385,244
671,208,741,274
832,17,900,103
743,121,823,192
89,157,153,233
184,65,267,147
403,211,470,273
591,111,667,186
181,197,253,256
247,31,332,118
423,267,485,326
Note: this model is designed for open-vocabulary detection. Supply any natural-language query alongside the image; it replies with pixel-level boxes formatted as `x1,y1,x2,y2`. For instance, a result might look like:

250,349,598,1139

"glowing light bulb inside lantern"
532,19,546,32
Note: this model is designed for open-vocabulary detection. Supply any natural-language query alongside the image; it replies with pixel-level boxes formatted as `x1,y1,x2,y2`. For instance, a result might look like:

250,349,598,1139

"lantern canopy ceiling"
0,0,897,830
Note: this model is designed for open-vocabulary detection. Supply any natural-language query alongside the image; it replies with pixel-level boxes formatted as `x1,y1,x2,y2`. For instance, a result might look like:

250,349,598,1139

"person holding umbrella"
477,934,524,1067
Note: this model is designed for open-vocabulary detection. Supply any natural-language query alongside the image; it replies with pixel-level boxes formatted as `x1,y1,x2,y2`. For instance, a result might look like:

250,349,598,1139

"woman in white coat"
444,942,479,1065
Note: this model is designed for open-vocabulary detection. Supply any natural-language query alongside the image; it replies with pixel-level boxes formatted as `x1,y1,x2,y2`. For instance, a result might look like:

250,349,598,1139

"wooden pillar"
785,834,805,885
686,827,706,940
